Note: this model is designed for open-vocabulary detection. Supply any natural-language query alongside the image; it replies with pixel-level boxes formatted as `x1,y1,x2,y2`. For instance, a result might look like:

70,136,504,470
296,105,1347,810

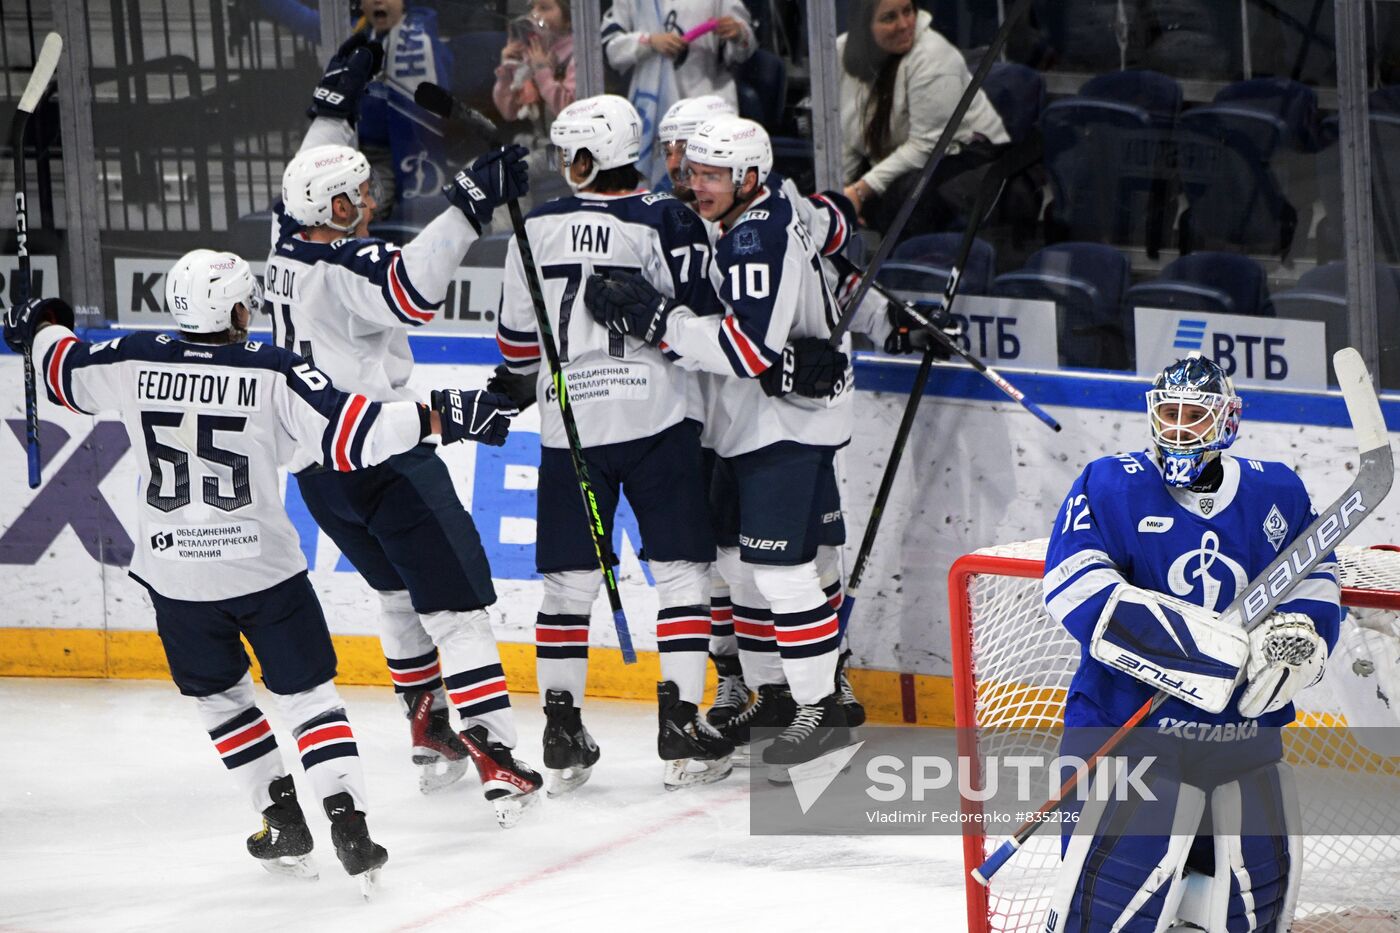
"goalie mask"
1147,355,1242,487
165,249,262,338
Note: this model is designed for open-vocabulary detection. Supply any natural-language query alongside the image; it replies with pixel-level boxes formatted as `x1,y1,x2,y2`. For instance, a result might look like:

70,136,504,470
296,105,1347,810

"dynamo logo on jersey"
1166,531,1249,612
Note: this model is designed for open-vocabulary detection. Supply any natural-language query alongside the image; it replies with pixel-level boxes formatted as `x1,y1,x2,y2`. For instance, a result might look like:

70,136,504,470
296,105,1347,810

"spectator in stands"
839,0,1008,238
494,0,576,129
600,1,755,180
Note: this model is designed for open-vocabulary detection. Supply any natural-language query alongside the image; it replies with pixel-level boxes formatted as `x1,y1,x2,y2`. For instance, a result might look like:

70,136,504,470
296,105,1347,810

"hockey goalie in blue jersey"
1041,355,1341,932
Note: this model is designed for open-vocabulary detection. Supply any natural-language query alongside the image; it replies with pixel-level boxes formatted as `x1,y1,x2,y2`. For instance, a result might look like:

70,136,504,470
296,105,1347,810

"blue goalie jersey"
1043,451,1342,730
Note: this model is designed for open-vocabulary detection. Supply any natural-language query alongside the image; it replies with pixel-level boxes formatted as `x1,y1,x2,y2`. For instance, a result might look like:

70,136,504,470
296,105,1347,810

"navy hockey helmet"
1146,355,1242,487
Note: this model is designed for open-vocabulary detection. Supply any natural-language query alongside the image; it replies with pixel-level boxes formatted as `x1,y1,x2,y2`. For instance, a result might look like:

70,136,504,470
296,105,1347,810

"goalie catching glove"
430,389,518,447
1090,585,1249,714
1237,612,1327,718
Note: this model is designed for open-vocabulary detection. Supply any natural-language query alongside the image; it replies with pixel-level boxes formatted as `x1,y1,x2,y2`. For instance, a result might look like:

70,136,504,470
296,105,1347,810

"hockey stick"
506,199,637,664
413,82,507,145
9,32,62,489
837,136,1053,634
828,0,1034,345
973,347,1394,884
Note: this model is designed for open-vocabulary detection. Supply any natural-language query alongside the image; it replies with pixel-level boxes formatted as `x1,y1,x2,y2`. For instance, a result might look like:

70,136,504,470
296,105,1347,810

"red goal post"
948,540,1400,933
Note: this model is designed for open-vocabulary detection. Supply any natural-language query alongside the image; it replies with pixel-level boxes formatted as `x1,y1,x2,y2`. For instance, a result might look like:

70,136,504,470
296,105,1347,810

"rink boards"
2,333,1398,725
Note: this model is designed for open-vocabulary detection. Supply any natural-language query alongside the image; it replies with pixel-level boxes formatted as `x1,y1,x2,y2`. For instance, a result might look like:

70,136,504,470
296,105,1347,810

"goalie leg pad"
1172,762,1301,932
1090,585,1249,714
1046,755,1207,933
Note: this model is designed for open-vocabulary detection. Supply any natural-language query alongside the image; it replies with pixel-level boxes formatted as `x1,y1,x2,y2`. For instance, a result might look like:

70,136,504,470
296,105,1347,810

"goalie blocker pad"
1090,586,1248,714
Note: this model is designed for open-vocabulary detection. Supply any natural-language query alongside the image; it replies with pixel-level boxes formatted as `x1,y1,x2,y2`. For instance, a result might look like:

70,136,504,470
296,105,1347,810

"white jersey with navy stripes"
498,189,720,449
266,117,481,403
662,185,853,458
32,325,424,603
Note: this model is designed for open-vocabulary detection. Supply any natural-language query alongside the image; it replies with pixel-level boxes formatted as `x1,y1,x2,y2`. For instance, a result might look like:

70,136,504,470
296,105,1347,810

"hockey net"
949,540,1400,933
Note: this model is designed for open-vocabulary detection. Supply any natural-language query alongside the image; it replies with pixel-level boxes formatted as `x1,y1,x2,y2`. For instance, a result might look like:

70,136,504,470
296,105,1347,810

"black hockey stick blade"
414,81,504,144
830,0,1034,343
11,32,63,489
974,346,1395,885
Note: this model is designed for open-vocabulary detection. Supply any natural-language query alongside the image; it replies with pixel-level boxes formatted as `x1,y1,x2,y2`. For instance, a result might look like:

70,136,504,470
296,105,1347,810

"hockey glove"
760,337,849,399
1238,612,1327,718
485,362,538,412
307,32,384,124
884,298,958,361
4,297,74,353
583,271,672,347
431,389,519,447
444,144,531,232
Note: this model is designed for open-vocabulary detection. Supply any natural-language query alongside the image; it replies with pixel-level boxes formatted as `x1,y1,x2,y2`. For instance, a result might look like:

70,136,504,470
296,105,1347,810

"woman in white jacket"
839,0,1008,237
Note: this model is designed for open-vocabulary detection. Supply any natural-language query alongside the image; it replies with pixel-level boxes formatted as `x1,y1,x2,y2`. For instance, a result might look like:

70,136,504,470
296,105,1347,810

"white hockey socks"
817,545,847,643
753,561,841,707
719,546,785,689
377,589,447,714
708,563,736,657
422,608,516,748
279,680,368,813
535,570,596,711
196,673,287,813
652,560,711,705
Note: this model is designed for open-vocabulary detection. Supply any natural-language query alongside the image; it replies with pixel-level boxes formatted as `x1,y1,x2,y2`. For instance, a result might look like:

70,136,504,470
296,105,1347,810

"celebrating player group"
6,28,1395,929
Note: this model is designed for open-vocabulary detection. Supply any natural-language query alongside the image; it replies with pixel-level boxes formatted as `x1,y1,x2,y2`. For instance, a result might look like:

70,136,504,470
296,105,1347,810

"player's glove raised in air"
1238,612,1327,718
760,336,849,399
307,32,384,124
583,271,673,347
444,144,531,232
4,297,74,353
431,389,519,447
884,297,959,360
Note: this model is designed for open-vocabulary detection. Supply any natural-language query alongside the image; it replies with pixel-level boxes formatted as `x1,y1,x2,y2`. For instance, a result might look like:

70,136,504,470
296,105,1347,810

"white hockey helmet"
658,95,736,146
165,249,261,334
684,116,773,189
280,144,372,231
549,94,642,189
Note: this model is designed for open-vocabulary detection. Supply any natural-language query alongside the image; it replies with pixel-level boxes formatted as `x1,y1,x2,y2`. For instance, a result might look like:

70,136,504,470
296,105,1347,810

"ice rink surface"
0,679,969,933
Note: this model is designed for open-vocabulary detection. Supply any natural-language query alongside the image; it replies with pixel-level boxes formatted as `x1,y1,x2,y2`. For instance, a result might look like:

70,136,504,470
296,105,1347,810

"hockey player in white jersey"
584,116,855,780
269,40,542,823
1040,355,1341,931
657,95,870,738
496,94,733,792
3,250,510,894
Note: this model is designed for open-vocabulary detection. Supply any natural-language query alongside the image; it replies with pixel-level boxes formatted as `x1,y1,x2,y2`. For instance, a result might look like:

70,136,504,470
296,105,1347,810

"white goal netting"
951,541,1400,933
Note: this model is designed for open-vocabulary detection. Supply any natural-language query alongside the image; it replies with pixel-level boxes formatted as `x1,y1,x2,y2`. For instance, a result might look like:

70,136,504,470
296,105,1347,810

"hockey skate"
718,682,798,766
835,650,866,728
458,724,542,828
658,681,734,790
541,689,600,797
408,690,472,795
246,775,318,881
324,793,388,900
762,693,851,785
705,653,752,729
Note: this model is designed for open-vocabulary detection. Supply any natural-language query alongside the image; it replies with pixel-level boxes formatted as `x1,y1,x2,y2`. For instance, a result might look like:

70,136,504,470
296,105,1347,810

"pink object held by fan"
682,19,719,42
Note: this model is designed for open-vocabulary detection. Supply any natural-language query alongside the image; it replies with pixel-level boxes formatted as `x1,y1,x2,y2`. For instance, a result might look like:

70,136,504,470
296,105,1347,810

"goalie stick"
9,32,63,489
837,135,1053,634
506,199,637,664
828,0,1034,345
973,347,1395,884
